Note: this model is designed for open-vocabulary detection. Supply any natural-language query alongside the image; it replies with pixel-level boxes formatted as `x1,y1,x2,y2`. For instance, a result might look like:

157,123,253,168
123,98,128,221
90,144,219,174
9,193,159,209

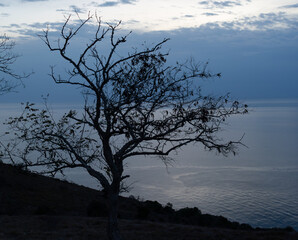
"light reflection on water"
123,166,298,229
0,101,298,229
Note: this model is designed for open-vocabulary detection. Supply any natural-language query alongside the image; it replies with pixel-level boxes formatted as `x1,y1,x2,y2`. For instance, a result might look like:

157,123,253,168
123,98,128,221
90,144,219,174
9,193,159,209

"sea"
1,100,297,230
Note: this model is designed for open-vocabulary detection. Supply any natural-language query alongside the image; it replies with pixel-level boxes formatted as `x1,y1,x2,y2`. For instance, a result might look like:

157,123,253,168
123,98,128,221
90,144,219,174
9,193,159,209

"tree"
1,14,247,240
0,34,29,95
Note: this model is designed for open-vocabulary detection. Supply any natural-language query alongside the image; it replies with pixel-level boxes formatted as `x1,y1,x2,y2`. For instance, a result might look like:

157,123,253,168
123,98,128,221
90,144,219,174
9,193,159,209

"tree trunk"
107,191,124,240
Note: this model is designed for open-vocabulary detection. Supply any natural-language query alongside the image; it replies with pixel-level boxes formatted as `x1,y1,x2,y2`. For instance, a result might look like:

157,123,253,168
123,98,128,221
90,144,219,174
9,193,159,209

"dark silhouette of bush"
136,200,166,220
173,207,201,225
164,202,175,214
176,207,201,218
284,226,295,232
86,200,108,217
136,205,150,220
240,223,253,230
34,205,55,215
137,201,175,220
144,200,164,213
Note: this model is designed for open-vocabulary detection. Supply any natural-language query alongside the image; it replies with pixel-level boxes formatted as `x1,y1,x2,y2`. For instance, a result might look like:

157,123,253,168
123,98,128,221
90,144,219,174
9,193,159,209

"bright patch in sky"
1,0,298,37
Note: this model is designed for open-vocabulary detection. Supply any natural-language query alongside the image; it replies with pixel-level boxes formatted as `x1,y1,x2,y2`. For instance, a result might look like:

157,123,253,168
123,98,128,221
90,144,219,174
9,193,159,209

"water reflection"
125,166,298,229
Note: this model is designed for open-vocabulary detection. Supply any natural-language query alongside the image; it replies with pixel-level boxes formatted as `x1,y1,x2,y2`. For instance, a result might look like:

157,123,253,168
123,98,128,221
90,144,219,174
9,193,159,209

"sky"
0,0,298,103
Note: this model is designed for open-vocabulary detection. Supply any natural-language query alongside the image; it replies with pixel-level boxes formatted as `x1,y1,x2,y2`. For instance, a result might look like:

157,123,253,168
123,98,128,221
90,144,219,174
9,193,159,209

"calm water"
124,166,298,229
1,100,298,229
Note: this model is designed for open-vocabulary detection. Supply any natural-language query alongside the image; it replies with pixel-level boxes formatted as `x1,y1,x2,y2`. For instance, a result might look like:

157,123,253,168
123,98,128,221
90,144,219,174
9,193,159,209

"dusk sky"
0,0,298,103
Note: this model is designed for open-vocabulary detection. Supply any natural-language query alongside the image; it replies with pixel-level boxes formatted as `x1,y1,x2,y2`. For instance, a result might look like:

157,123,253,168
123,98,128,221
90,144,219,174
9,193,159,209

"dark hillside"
0,162,147,219
0,162,104,216
0,162,297,240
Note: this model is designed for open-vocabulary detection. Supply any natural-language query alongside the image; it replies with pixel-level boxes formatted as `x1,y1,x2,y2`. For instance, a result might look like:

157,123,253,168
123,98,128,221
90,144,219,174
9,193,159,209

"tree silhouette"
1,14,247,240
0,34,29,95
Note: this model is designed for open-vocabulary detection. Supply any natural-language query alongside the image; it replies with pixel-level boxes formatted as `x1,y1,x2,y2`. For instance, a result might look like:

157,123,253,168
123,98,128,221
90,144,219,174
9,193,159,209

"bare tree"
1,14,247,240
0,34,29,95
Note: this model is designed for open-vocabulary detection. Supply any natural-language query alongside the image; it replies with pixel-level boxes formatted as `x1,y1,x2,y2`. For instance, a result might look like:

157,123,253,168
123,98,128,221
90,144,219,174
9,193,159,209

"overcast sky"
0,0,298,103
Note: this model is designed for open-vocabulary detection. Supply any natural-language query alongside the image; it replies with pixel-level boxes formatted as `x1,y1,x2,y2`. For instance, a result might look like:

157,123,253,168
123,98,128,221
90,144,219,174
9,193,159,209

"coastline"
0,162,297,240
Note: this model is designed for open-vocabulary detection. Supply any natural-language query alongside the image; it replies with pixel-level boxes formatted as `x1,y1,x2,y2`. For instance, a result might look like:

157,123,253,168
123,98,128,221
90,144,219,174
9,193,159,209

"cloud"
120,0,137,4
1,21,66,40
96,0,137,7
1,13,9,17
99,1,119,7
56,5,86,14
69,5,85,13
9,23,298,102
238,12,298,30
202,12,218,16
199,1,209,5
197,11,298,31
214,1,241,7
122,19,140,25
3,5,297,40
21,0,49,2
198,0,246,9
184,14,195,18
160,26,298,99
27,22,64,30
214,1,242,7
280,3,298,9
3,23,21,28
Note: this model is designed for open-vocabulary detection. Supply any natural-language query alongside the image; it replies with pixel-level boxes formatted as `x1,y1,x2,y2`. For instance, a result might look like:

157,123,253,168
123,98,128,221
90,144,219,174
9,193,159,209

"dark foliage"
135,200,253,230
87,200,109,217
34,205,56,215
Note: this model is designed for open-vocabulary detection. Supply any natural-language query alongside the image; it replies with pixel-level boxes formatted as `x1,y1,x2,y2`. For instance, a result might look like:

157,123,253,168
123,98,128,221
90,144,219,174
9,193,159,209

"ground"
0,162,297,240
1,215,297,240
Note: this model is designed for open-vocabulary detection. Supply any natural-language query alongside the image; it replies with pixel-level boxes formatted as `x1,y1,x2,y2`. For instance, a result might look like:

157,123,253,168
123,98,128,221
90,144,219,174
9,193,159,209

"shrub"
34,205,55,215
137,205,150,220
86,200,108,217
176,207,201,218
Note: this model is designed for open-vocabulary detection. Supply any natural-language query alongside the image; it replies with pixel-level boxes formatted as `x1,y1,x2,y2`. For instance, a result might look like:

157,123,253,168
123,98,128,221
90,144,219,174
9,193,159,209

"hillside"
0,162,297,240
